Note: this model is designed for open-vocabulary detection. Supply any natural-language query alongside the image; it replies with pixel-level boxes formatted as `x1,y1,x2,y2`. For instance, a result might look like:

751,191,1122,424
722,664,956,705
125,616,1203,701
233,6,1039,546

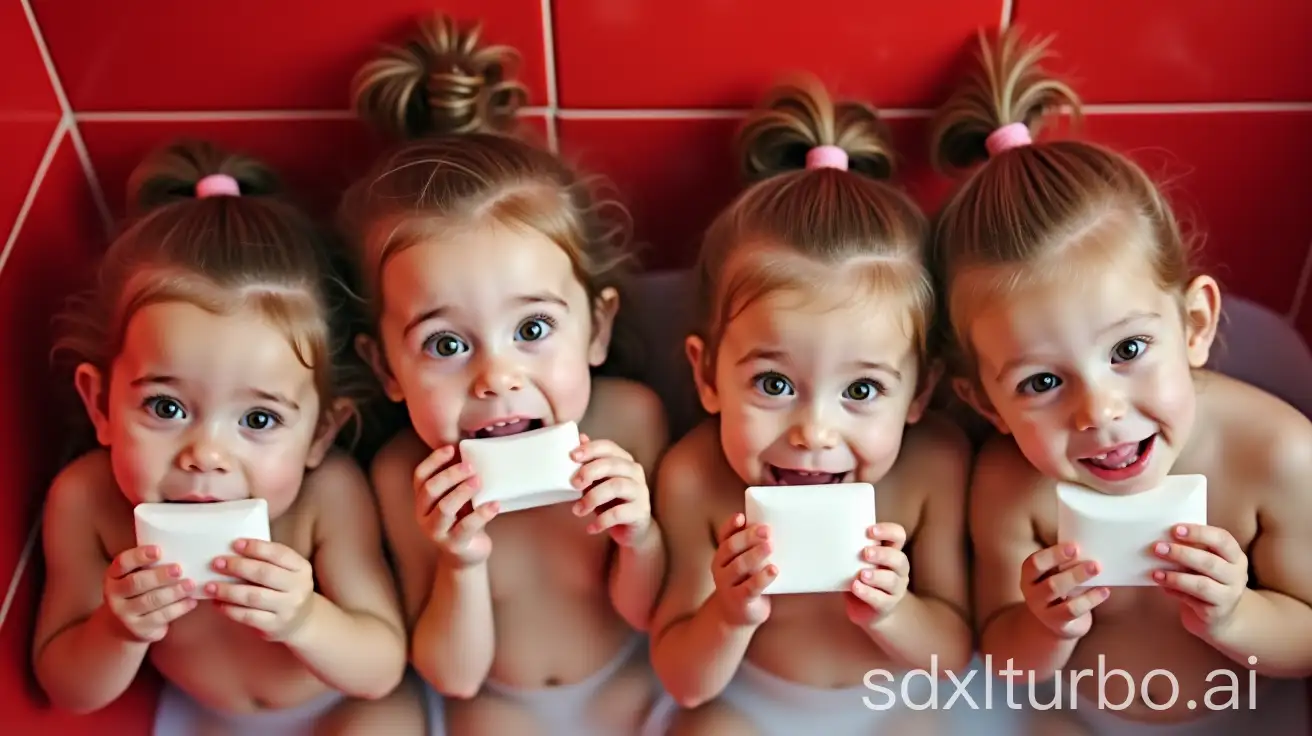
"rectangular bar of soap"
133,498,271,598
744,482,876,595
1057,474,1207,588
459,421,583,514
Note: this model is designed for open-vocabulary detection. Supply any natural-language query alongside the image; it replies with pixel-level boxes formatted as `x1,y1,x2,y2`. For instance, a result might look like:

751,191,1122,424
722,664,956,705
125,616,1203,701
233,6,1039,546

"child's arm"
372,436,495,698
648,435,758,708
596,384,669,631
858,420,974,673
1159,419,1312,677
277,454,408,698
33,457,167,712
971,440,1085,682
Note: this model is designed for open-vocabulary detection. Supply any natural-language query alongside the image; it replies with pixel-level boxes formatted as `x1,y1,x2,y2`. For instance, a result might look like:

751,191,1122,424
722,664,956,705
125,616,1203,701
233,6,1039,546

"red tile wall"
2,0,1310,731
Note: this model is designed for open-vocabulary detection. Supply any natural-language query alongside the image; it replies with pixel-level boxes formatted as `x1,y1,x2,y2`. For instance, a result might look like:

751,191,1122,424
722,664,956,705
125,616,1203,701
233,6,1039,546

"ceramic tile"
554,0,1001,109
33,0,547,111
1015,0,1312,103
0,134,105,591
1,0,60,114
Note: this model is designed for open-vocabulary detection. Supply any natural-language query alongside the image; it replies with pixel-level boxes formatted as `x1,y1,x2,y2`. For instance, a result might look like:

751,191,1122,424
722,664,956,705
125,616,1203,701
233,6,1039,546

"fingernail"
1085,561,1098,574
1155,542,1170,555
861,570,873,582
169,565,182,577
467,476,480,490
1063,544,1076,557
1153,570,1166,581
147,546,161,560
1175,525,1188,538
756,526,769,539
864,548,878,561
213,558,227,570
233,539,247,551
181,579,195,592
1097,588,1110,600
204,583,217,595
572,502,584,516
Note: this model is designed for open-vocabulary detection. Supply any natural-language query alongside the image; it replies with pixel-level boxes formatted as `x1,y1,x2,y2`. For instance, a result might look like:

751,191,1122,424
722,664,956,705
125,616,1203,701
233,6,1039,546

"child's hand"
710,513,775,627
846,523,910,629
1020,543,1108,639
1152,524,1248,638
208,539,315,643
413,445,499,568
570,433,653,547
102,545,197,642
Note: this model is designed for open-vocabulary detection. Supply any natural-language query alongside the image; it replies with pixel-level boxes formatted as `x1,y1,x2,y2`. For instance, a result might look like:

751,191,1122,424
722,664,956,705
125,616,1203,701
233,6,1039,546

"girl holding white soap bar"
646,76,978,735
932,27,1312,732
33,141,409,733
341,14,669,735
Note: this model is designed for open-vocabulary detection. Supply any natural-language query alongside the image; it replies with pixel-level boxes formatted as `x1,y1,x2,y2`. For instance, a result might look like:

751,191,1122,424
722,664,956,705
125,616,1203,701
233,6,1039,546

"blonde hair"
340,13,638,376
929,27,1194,376
53,140,370,449
694,76,933,379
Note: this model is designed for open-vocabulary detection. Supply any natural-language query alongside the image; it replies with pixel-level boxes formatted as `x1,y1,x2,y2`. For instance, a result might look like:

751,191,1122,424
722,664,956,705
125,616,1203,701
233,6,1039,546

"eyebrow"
131,374,300,412
734,349,903,380
993,310,1162,381
402,293,569,338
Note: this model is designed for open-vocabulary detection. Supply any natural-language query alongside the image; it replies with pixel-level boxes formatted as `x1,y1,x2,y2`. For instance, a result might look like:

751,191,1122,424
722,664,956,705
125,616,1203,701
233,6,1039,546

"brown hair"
53,140,371,451
693,76,933,380
341,13,638,377
929,27,1194,377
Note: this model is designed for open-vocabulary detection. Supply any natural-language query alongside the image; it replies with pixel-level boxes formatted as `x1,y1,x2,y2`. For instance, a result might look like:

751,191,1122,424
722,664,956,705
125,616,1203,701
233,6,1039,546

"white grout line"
0,121,67,279
74,106,555,123
1287,241,1312,324
1084,101,1312,115
0,519,42,629
1000,0,1015,30
539,0,559,111
19,0,113,237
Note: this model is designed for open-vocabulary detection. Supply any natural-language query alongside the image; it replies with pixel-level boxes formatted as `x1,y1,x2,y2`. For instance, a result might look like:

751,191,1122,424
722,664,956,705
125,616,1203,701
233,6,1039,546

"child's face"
81,301,332,518
691,280,930,488
963,250,1218,495
371,222,614,450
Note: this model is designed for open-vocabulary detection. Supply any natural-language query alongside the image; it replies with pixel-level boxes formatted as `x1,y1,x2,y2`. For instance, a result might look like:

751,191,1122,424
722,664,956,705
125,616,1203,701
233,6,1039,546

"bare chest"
485,504,612,600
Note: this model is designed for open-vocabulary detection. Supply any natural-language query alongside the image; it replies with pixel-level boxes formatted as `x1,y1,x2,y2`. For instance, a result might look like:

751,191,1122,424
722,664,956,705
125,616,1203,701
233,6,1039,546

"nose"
472,353,524,398
787,406,840,451
1073,380,1128,431
178,429,231,473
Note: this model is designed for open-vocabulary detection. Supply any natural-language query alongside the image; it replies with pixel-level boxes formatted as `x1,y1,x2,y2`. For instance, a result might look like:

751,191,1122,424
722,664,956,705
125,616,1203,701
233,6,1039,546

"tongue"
773,468,839,485
477,419,535,438
1089,443,1137,468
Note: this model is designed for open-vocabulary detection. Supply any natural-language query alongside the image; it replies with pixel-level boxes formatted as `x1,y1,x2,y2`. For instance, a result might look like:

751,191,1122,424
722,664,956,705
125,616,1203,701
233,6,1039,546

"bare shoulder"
45,449,120,532
300,451,376,516
654,420,729,519
370,428,429,500
972,432,1049,507
1200,372,1312,499
895,411,973,484
587,376,669,474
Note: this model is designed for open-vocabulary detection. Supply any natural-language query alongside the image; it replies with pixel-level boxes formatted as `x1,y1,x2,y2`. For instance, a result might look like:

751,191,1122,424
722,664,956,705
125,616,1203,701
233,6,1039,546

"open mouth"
465,418,543,440
768,466,847,486
1078,434,1156,480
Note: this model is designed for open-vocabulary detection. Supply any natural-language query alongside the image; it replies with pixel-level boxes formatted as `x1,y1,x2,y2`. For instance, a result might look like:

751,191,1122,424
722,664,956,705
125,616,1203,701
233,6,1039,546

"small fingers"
572,456,643,493
232,540,304,572
1037,560,1100,603
218,604,278,633
1022,543,1078,584
867,523,907,550
110,545,161,579
214,557,294,592
427,479,480,534
450,502,500,543
857,568,903,595
737,563,777,598
415,462,478,516
112,564,182,599
722,541,772,586
851,580,894,612
589,499,648,535
1173,525,1245,566
1154,541,1233,583
1054,586,1109,621
573,477,629,517
716,513,747,546
125,580,196,616
570,438,634,464
863,546,910,577
412,445,458,489
207,583,274,612
714,524,769,568
1153,570,1228,605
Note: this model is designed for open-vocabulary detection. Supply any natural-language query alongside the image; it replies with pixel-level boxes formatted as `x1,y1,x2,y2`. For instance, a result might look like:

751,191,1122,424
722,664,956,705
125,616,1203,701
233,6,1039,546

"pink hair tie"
985,122,1032,156
195,173,241,199
806,144,848,171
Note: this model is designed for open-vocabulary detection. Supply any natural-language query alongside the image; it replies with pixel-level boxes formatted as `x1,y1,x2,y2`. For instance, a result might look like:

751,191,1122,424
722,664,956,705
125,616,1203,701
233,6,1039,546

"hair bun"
127,139,279,216
737,75,894,183
353,13,528,140
930,27,1081,172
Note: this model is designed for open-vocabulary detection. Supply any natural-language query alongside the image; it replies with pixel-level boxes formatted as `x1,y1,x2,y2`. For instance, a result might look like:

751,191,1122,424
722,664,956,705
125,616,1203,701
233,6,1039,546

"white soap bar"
1057,474,1207,588
459,421,583,513
133,499,271,598
744,482,876,595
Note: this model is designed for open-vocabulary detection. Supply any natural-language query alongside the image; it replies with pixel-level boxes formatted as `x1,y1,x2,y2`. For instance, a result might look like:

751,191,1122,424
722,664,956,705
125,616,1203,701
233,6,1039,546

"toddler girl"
33,140,408,734
645,76,981,735
931,27,1312,734
341,14,668,736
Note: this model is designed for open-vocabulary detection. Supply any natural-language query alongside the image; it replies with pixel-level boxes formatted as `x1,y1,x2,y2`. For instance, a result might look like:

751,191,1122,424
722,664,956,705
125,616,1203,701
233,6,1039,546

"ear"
587,287,620,367
74,363,112,446
953,376,1009,435
306,398,354,468
1182,275,1221,368
356,334,404,402
905,360,944,425
685,334,720,415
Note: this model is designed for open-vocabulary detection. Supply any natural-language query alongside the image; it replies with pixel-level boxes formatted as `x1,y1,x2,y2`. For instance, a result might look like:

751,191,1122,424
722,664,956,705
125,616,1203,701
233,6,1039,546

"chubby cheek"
248,455,309,519
851,422,905,482
535,350,594,425
108,439,166,504
1010,421,1069,477
718,400,780,485
1145,366,1197,446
